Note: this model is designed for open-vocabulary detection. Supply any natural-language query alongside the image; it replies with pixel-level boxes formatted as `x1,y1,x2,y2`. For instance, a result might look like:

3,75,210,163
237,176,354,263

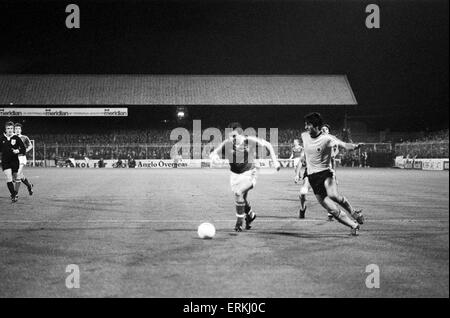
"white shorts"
293,157,301,168
18,156,27,165
230,168,257,193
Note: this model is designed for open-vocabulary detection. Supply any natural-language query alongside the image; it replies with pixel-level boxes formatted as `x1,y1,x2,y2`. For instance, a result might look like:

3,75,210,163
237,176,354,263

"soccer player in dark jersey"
302,113,364,236
14,123,34,195
209,122,281,232
1,121,26,203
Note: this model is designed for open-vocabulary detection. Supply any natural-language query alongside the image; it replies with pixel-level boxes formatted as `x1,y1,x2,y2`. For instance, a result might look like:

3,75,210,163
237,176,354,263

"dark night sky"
0,0,448,131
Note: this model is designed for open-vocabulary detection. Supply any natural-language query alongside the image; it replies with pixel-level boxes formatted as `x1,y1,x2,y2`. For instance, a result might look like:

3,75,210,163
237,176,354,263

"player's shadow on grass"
255,230,352,239
155,228,231,241
268,198,301,202
154,228,195,233
267,197,320,208
259,215,298,219
2,226,156,232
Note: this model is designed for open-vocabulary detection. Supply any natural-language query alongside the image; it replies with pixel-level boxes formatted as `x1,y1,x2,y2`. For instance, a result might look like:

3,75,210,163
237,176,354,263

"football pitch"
0,167,448,298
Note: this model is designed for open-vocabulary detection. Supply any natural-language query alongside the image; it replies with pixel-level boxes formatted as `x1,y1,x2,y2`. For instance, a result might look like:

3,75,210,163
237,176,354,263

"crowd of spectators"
33,129,173,146
394,129,449,159
402,129,448,143
27,128,448,161
33,127,358,145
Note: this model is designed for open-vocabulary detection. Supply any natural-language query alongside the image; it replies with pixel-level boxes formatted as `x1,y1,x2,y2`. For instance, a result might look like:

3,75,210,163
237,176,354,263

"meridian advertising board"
0,108,128,117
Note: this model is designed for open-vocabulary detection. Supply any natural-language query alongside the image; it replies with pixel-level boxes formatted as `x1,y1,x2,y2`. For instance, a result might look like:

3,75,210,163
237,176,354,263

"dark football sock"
245,201,252,214
300,195,306,210
243,192,252,214
21,178,32,189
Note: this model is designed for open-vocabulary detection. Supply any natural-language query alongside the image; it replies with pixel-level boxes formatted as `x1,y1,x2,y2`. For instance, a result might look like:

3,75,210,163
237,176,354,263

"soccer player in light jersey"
301,113,364,235
294,126,337,220
14,123,34,196
210,122,281,232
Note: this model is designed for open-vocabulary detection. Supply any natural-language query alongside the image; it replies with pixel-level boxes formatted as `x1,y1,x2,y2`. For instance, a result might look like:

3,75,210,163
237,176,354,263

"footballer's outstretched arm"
332,136,363,151
247,136,280,170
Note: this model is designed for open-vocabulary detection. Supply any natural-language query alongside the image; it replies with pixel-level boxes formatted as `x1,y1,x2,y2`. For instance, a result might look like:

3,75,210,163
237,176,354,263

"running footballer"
209,122,281,232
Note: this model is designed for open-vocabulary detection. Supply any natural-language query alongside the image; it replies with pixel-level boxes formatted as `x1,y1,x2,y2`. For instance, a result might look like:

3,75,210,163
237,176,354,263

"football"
197,222,216,239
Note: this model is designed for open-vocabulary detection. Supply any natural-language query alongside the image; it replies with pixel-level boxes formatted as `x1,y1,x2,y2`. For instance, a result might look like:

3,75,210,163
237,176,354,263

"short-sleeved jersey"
17,134,32,154
291,145,303,158
0,134,26,163
301,131,339,175
223,137,256,174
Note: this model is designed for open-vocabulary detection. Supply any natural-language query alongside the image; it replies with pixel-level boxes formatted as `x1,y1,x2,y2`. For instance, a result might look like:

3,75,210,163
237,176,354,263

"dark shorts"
1,159,19,173
307,169,335,197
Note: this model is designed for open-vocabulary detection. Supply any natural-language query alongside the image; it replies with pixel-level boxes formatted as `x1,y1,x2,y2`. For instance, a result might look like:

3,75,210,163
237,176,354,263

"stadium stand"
394,129,449,159
11,128,448,165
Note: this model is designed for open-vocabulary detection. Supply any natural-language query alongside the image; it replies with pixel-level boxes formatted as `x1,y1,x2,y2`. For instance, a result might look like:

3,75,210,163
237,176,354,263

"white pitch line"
0,219,323,223
0,219,447,224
